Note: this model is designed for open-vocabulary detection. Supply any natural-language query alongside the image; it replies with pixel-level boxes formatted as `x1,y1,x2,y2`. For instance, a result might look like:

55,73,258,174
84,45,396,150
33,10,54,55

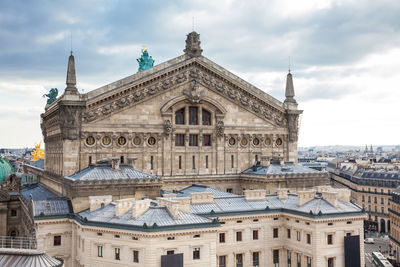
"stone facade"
41,33,302,190
33,187,366,267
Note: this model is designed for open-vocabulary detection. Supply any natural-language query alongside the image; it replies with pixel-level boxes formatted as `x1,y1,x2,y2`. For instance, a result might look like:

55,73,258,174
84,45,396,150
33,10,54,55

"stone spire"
284,71,296,104
184,31,202,58
65,52,78,94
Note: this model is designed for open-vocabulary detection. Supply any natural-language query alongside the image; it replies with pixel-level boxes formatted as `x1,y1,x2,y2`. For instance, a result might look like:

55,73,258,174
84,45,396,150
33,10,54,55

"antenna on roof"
70,30,73,55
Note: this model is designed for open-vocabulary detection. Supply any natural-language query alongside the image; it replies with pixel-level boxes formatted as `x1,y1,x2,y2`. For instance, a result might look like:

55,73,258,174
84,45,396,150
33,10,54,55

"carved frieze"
82,64,287,127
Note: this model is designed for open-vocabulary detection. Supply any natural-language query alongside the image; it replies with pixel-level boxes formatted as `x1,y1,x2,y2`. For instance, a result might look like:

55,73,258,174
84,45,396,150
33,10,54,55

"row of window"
175,107,212,125
218,251,316,267
175,134,211,146
218,229,313,244
362,195,387,204
97,246,140,262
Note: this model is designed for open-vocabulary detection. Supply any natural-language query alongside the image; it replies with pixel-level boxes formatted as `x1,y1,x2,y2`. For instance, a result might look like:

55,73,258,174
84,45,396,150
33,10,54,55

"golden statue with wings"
31,142,45,161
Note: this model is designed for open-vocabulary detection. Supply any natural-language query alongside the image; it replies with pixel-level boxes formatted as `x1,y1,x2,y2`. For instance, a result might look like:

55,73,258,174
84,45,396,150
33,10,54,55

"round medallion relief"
228,137,236,146
253,138,260,146
276,138,283,146
148,136,156,146
241,138,248,146
118,136,126,146
102,136,111,146
133,136,141,146
265,137,271,146
86,136,95,146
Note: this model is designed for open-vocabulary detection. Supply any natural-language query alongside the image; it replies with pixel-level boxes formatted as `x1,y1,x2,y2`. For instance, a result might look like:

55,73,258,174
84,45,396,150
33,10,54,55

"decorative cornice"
82,61,287,127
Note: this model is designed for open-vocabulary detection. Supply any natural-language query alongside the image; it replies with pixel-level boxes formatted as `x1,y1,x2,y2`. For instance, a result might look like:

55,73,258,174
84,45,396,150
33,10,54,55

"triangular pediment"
83,55,287,127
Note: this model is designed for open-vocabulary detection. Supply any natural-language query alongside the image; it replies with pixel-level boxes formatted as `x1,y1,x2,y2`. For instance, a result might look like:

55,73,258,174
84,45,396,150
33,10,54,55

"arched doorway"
380,219,386,233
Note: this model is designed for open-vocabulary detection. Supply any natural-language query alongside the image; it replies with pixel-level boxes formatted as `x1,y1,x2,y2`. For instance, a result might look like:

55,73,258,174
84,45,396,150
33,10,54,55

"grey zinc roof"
177,184,238,198
20,184,71,216
0,248,62,267
242,163,320,175
78,203,212,227
66,164,158,181
184,190,361,216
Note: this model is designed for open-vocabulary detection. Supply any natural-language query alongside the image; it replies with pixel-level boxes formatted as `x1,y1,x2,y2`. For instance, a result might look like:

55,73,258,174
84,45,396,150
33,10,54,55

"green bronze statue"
43,88,58,105
137,47,155,72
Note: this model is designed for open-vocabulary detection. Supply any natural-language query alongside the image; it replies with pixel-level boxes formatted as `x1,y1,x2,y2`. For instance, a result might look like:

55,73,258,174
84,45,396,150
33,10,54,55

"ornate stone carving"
3,174,21,192
287,113,299,142
59,105,82,140
163,120,172,136
82,65,287,126
216,121,225,138
182,79,205,103
184,31,203,58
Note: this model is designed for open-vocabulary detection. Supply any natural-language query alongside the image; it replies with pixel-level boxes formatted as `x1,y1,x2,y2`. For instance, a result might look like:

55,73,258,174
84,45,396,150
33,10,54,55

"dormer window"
175,108,185,124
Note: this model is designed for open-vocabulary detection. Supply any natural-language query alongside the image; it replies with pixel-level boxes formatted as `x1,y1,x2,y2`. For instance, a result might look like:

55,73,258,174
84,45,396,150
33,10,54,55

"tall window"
206,155,209,169
287,229,291,239
175,134,185,146
327,234,333,245
236,231,242,241
202,109,211,125
273,228,279,238
189,107,198,125
288,251,291,267
89,156,92,165
296,231,301,241
193,248,200,260
307,257,311,267
219,233,225,243
231,155,234,168
236,254,243,267
192,156,196,169
150,156,154,170
273,250,279,267
53,236,61,246
98,245,103,257
175,108,185,124
253,230,259,240
297,253,301,267
307,234,311,244
115,247,121,260
133,250,139,263
328,257,334,267
219,255,227,267
189,134,198,146
253,252,260,267
179,156,182,169
203,134,211,146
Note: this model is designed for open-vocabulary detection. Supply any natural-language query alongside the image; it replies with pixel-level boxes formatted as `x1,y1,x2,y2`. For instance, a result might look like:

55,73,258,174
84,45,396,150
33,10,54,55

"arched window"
189,107,198,125
202,109,211,125
175,108,185,124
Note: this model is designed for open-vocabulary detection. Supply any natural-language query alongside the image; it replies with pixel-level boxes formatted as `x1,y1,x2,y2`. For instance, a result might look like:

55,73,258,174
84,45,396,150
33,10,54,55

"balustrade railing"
0,236,36,249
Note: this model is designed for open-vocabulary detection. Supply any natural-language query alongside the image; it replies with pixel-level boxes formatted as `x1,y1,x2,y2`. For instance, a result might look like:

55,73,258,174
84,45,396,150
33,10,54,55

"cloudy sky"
1,0,399,148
